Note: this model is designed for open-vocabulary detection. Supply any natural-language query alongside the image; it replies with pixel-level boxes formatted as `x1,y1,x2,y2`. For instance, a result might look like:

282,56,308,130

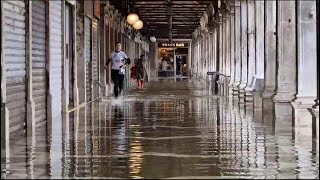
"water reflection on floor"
2,78,319,179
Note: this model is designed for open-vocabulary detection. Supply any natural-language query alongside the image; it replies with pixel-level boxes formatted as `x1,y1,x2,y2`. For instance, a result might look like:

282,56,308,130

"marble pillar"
209,32,213,72
309,107,319,142
238,0,248,103
309,0,319,140
245,0,256,102
225,15,231,96
228,9,235,96
232,1,241,96
262,0,276,99
208,33,211,73
222,17,227,95
201,36,205,79
213,30,217,72
209,33,212,73
273,1,297,103
187,42,191,77
199,37,203,79
218,18,224,95
225,16,231,77
222,18,226,76
252,0,265,108
254,0,265,80
292,0,317,137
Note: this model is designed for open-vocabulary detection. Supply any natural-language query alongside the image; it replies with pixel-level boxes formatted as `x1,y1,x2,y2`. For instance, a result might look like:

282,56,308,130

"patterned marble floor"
1,78,319,179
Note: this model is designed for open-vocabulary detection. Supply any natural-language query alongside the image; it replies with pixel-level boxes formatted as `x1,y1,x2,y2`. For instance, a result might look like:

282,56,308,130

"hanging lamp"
127,13,139,25
133,20,143,30
126,0,139,25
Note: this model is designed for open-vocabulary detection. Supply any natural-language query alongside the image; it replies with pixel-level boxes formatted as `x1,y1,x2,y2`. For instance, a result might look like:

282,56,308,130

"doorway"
158,48,174,77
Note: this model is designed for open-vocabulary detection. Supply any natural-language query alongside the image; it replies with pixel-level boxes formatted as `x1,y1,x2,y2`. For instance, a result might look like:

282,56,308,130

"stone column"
202,35,205,78
26,1,35,145
222,17,227,95
225,16,230,77
76,2,86,103
238,0,248,103
221,17,225,74
209,32,212,72
213,29,218,72
232,1,241,96
244,0,256,102
98,15,106,98
223,17,227,77
273,1,297,103
254,0,265,81
213,30,217,72
218,18,224,94
309,0,319,142
262,0,276,99
292,0,317,137
187,42,191,77
228,8,235,96
252,0,265,108
205,33,209,78
48,1,64,176
225,15,231,96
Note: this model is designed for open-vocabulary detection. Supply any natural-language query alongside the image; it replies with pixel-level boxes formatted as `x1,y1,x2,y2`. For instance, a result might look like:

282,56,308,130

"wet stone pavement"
2,78,319,179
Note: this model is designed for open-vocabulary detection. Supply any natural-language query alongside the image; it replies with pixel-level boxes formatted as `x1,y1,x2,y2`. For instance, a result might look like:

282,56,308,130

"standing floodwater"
2,78,319,179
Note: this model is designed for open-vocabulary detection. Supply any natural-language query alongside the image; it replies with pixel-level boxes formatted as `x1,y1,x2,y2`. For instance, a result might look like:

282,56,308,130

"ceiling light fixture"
127,13,139,25
133,20,143,30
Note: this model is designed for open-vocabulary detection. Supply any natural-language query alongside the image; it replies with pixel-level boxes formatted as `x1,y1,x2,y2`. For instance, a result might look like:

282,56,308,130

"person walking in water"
135,55,145,90
105,42,131,99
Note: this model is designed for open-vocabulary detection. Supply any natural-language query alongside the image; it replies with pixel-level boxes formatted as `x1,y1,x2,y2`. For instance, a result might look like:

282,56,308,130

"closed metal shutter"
3,1,27,134
32,0,47,127
92,20,98,99
85,17,92,102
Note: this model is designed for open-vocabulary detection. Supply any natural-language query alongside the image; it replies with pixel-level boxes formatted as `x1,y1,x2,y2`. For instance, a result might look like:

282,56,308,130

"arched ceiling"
105,0,230,39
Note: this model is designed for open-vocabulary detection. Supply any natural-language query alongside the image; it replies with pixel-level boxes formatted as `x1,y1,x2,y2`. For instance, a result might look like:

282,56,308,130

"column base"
238,82,247,104
224,76,231,96
228,81,234,96
262,90,276,99
274,102,294,134
244,86,254,103
252,91,263,109
217,76,224,95
273,92,295,103
232,81,240,96
249,78,264,108
308,107,319,142
262,98,275,127
238,90,246,104
291,100,314,137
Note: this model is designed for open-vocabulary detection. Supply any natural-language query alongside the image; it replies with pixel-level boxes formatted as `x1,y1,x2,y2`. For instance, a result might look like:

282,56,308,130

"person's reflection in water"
112,105,126,147
110,105,129,177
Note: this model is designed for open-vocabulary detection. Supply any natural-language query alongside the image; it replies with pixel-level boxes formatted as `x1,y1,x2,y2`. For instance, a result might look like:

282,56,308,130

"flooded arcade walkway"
2,79,319,179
